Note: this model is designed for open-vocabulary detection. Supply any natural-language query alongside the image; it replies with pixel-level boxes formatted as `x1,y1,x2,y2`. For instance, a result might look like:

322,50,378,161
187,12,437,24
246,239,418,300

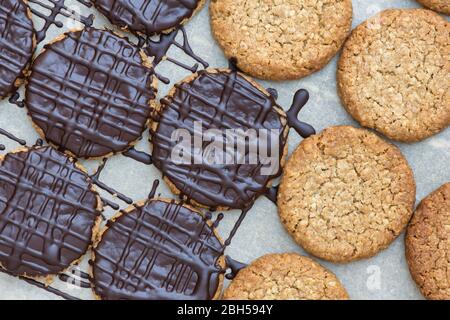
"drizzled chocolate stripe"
93,0,202,35
92,198,224,300
152,69,288,210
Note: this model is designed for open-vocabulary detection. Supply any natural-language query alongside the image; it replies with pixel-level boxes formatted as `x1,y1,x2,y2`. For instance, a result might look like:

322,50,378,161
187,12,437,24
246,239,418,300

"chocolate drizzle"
25,27,156,158
264,185,279,205
267,88,278,100
8,91,25,108
224,207,250,246
90,158,133,205
286,89,316,138
0,127,26,148
92,199,224,300
58,268,91,288
139,26,209,84
123,147,153,165
28,0,94,43
145,27,208,68
152,69,289,210
93,0,202,35
224,256,247,280
0,268,80,300
0,0,35,98
0,146,101,277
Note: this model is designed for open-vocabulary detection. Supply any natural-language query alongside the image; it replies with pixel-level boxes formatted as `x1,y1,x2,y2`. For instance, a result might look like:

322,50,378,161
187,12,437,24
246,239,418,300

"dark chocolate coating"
25,28,156,158
0,0,34,98
92,199,223,300
152,70,288,209
0,146,100,277
93,0,202,35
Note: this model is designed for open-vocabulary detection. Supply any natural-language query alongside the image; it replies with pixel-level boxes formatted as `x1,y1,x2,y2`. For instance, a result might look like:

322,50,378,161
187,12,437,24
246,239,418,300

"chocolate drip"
148,179,160,199
92,199,224,300
90,158,133,204
0,0,34,98
267,88,278,100
28,0,94,43
8,92,25,108
25,27,156,158
286,89,316,138
0,127,26,146
228,58,240,72
264,185,279,205
0,268,80,300
152,69,288,209
144,26,209,70
224,256,247,280
34,138,44,147
100,197,120,210
0,146,101,277
58,273,91,288
224,207,251,246
93,0,202,35
123,147,153,165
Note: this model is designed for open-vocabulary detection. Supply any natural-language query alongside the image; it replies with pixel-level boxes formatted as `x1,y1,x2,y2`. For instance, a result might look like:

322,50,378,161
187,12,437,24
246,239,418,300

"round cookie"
0,146,101,278
25,27,157,159
151,69,289,210
0,0,35,98
417,0,450,15
91,199,225,300
405,183,450,300
93,0,205,35
209,0,352,80
223,253,349,300
278,126,416,263
338,9,450,142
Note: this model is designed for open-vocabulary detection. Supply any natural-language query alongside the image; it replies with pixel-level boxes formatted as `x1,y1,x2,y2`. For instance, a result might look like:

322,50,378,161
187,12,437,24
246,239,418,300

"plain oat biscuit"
277,126,416,263
223,253,349,300
209,0,352,80
338,9,450,142
416,0,450,15
405,183,450,300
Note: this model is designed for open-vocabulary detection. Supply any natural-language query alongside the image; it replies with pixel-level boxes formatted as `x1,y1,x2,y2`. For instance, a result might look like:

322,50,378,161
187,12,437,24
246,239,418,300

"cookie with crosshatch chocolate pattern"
0,0,35,99
91,198,225,300
93,0,206,35
0,146,102,279
338,9,450,142
25,27,157,159
150,68,289,211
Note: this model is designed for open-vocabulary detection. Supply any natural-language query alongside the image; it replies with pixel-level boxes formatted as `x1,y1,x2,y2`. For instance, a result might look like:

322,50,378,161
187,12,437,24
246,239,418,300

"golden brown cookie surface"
278,126,416,263
210,0,352,80
338,9,450,142
223,253,349,300
417,0,450,15
406,183,450,300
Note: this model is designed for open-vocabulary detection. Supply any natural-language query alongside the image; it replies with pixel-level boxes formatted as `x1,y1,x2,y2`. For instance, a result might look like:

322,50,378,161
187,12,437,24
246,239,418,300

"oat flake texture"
223,253,349,300
210,0,352,80
277,126,416,263
406,183,450,300
338,9,450,142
